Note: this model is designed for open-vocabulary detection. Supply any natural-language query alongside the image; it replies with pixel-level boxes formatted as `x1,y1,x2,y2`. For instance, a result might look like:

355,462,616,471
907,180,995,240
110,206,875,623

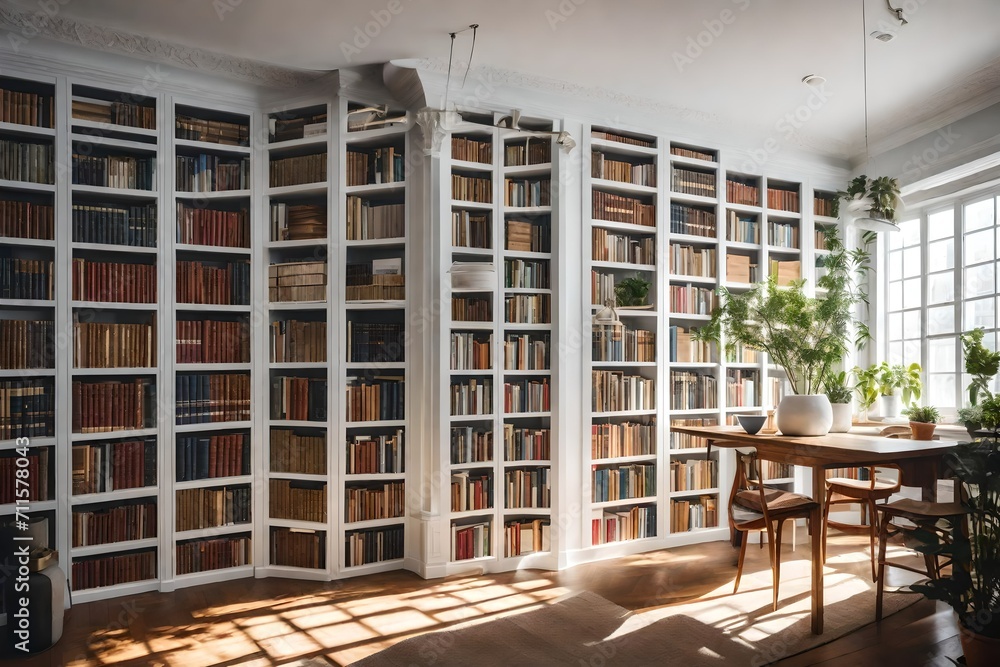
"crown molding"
0,5,323,89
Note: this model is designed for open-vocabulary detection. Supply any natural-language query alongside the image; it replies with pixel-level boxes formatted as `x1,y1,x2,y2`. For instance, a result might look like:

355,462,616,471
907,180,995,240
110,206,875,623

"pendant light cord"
862,0,870,166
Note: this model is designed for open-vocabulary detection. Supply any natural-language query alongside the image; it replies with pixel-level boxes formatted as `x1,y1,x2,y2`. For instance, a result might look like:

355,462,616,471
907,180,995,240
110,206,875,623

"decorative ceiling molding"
0,5,323,88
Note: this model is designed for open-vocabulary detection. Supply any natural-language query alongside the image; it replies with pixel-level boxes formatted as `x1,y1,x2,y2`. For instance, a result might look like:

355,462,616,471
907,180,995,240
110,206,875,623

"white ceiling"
8,0,1000,161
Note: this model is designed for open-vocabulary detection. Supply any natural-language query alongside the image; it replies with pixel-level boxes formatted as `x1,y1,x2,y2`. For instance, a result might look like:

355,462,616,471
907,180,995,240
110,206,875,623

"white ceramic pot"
880,394,901,420
776,394,833,436
829,402,852,433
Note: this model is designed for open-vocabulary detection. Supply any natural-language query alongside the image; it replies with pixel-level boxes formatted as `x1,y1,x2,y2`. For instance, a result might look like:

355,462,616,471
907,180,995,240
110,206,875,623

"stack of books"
268,260,327,302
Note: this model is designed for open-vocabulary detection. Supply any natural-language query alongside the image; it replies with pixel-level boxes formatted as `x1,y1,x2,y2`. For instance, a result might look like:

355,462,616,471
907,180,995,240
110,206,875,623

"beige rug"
350,551,922,666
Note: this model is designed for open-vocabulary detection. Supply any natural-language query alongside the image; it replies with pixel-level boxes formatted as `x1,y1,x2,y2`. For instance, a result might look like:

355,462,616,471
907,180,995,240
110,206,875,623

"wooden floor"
5,531,962,666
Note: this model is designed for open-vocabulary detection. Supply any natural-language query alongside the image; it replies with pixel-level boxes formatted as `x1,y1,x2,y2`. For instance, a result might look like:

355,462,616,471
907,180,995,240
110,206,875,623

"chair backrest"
729,449,772,526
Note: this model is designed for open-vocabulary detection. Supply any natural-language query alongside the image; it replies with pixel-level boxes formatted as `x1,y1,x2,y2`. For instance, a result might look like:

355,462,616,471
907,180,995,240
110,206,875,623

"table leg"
811,465,825,634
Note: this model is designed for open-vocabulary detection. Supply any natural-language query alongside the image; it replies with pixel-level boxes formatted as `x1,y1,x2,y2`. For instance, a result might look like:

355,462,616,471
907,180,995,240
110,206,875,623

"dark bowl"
736,415,767,435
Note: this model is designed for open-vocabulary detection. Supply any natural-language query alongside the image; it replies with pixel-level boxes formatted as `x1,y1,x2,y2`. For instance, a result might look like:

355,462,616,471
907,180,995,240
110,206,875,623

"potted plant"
874,361,922,420
614,274,651,308
823,370,853,432
854,364,881,423
911,435,1000,665
959,327,1000,436
697,227,871,436
901,404,939,440
838,174,901,223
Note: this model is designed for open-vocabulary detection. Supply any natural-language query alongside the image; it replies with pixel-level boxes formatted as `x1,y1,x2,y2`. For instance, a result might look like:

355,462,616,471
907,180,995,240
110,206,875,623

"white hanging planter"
776,394,833,436
449,262,495,290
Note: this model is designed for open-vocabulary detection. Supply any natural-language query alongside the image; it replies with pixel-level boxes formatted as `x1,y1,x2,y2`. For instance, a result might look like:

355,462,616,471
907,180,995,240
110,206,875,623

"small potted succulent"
614,274,652,308
823,370,853,433
902,404,939,440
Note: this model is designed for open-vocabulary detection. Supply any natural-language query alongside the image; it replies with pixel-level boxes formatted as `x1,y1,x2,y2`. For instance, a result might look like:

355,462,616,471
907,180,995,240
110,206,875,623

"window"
885,192,1000,411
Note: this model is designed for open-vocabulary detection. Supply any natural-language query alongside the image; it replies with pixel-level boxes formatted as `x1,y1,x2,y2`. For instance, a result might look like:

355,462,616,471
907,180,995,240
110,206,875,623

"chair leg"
875,512,891,621
822,491,833,563
773,520,785,611
866,498,879,582
734,530,749,594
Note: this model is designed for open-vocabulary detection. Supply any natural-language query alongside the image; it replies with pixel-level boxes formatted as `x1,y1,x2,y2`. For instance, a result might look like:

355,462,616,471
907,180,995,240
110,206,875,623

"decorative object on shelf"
911,437,1000,665
823,370,853,433
697,227,871,436
736,414,766,435
958,327,1000,437
902,404,938,440
449,261,496,290
613,274,651,308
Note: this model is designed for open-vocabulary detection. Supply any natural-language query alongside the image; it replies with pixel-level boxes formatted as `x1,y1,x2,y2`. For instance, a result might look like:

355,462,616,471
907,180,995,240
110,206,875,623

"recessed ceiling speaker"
870,30,894,42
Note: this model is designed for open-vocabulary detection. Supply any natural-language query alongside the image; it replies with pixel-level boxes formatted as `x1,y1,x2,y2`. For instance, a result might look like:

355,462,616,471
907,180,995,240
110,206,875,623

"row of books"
504,178,551,208
271,527,323,569
175,373,252,424
815,227,830,250
726,342,761,364
770,259,801,286
505,138,551,167
346,377,404,422
504,293,550,324
669,244,716,278
592,228,654,265
270,202,326,242
175,114,249,146
506,219,550,253
670,371,717,411
592,152,656,187
503,425,550,461
451,471,493,512
0,199,54,240
670,204,716,238
72,97,154,129
815,197,837,217
450,378,492,416
763,460,793,480
176,154,250,193
451,332,492,370
591,421,655,460
269,319,326,363
452,135,492,164
72,550,156,591
269,260,327,303
72,258,156,303
269,479,326,522
72,501,156,547
671,496,718,531
670,145,712,161
504,258,549,289
768,221,799,248
592,505,655,544
450,426,492,465
71,438,156,494
451,210,490,249
345,276,404,302
726,179,760,207
0,379,55,439
270,376,328,422
176,534,252,575
0,447,50,503
270,152,327,188
670,459,717,492
452,521,491,561
346,256,402,285
176,202,249,248
72,154,154,191
503,333,549,370
269,110,326,143
726,369,759,407
1,139,54,184
452,296,491,322
502,378,550,413
592,371,655,412
727,210,760,244
2,86,54,127
0,319,53,369
345,525,404,567
176,485,251,531
726,254,759,284
671,167,715,198
592,326,655,363
344,481,406,522
668,418,716,450
592,462,655,502
767,187,800,212
503,467,550,508
346,197,404,241
177,319,250,364
669,284,716,315
592,191,655,227
347,321,404,363
593,129,654,149
669,326,711,364
345,147,405,186
452,174,492,203
270,428,326,475
176,259,250,305
74,320,155,368
345,430,405,475
71,379,156,433
73,202,157,247
504,519,550,557
176,433,250,481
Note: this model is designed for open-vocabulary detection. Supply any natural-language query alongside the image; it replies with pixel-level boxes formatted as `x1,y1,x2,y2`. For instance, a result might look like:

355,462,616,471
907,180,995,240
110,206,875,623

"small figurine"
761,408,778,435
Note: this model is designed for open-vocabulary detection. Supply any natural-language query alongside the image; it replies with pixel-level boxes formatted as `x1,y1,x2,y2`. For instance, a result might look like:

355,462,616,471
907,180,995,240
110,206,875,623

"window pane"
928,209,954,241
965,297,995,330
964,228,995,266
888,227,903,250
903,247,922,278
928,338,956,373
903,278,921,309
903,309,921,336
903,340,921,365
965,263,995,298
888,281,903,312
965,198,995,231
928,239,954,272
888,251,903,281
928,271,954,305
927,305,955,335
928,374,956,409
888,342,903,365
900,219,921,247
888,312,902,341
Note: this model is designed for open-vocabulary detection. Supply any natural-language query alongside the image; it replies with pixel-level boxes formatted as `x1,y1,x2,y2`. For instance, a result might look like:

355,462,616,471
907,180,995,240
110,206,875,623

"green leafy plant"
911,438,1000,639
958,404,984,426
614,275,651,307
875,361,923,407
902,405,939,423
823,370,853,404
697,227,872,395
854,364,881,416
980,394,1000,431
961,327,1000,407
838,174,901,223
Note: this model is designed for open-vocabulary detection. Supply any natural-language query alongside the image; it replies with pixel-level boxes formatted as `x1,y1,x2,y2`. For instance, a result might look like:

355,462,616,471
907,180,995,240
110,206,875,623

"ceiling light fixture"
801,74,826,87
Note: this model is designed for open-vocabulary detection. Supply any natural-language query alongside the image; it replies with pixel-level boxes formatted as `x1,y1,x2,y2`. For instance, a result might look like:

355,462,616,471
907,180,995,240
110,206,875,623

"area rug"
350,552,922,666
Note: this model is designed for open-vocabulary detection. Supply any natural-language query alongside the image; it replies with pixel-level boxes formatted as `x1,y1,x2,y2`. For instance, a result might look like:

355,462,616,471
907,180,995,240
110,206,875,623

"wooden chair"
730,449,819,611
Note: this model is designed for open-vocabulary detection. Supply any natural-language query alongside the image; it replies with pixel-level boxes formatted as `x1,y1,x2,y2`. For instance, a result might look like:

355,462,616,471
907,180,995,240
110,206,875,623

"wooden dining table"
669,424,964,634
